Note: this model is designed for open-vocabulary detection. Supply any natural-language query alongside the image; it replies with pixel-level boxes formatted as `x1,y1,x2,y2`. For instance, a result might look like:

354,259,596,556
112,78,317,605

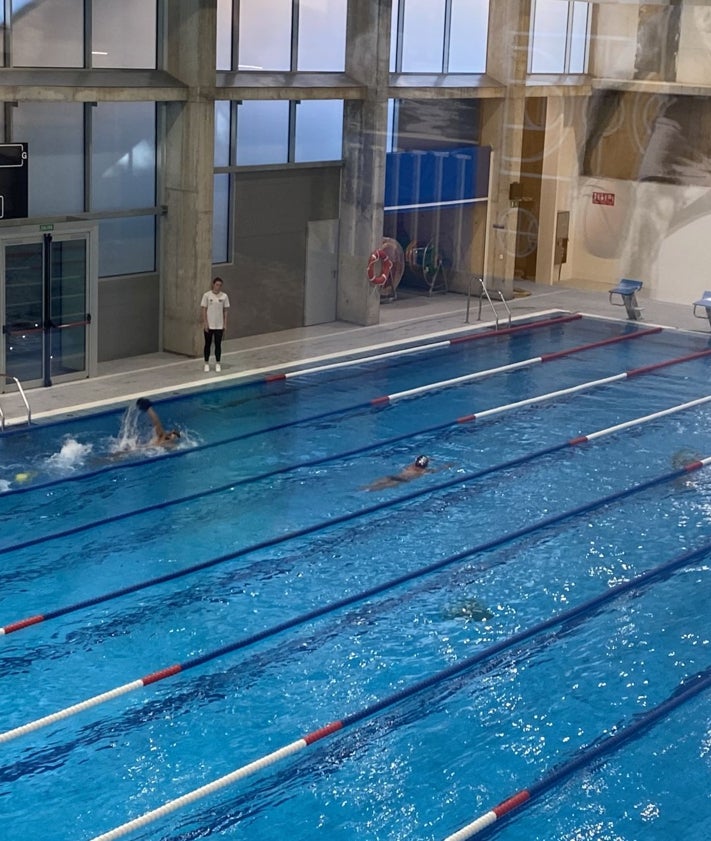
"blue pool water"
1,314,710,841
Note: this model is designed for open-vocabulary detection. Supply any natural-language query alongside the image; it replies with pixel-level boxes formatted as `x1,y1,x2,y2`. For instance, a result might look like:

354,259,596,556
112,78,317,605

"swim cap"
15,472,31,483
415,455,429,469
136,397,152,412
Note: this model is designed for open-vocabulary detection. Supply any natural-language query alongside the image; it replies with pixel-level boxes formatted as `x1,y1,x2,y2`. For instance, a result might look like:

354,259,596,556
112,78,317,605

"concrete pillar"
482,0,532,294
337,0,392,326
161,0,216,357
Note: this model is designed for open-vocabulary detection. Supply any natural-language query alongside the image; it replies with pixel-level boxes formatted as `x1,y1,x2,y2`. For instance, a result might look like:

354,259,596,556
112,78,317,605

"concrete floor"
3,278,709,427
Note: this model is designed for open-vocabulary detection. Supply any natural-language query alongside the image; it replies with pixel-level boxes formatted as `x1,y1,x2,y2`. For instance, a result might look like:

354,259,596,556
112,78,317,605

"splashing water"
45,436,94,471
110,402,142,453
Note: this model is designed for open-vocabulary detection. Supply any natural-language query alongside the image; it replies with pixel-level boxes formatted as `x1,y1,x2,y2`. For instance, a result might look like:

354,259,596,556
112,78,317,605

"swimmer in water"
136,398,181,447
363,455,434,491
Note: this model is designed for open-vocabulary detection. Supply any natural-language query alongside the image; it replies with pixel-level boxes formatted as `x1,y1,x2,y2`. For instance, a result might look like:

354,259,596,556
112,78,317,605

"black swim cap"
136,397,152,412
415,455,429,468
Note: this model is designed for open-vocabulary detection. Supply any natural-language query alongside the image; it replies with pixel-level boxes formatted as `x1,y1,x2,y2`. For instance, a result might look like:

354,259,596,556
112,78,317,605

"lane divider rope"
2,340,708,562
0,319,652,500
3,391,710,636
3,453,710,744
370,325,661,404
443,666,711,840
262,314,583,382
85,540,711,841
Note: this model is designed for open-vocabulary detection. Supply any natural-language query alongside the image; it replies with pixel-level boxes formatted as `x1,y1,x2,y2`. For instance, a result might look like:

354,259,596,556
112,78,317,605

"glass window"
12,0,83,67
215,101,231,167
401,0,446,73
213,174,230,264
530,0,589,74
12,103,84,215
569,1,590,73
530,0,567,74
91,0,156,69
98,216,155,277
236,100,289,165
448,0,489,73
238,0,292,71
297,0,346,72
91,103,156,212
294,100,343,163
216,0,233,70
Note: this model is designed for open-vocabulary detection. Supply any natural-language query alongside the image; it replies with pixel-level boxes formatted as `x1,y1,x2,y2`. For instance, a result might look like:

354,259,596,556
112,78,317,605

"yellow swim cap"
14,472,31,483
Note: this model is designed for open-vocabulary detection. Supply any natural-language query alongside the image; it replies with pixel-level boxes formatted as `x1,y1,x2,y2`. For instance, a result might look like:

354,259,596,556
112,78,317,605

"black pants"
203,329,224,362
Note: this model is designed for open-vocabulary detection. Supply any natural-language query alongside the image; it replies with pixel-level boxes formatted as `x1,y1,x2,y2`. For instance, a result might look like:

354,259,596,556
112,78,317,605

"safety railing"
0,373,31,430
466,275,511,329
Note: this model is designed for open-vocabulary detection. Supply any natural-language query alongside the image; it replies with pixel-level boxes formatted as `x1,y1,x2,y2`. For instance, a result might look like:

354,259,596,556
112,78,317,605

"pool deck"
4,278,710,426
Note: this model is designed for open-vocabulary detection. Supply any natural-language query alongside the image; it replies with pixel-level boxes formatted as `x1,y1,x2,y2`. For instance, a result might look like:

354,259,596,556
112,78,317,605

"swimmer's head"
14,472,32,483
167,430,181,441
415,455,429,469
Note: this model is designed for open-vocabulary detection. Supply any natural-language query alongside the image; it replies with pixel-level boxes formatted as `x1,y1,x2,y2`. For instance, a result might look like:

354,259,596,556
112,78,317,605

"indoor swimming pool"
0,312,710,841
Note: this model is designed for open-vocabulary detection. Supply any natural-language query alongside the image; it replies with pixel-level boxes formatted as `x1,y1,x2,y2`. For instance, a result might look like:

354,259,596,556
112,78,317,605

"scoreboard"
0,143,28,219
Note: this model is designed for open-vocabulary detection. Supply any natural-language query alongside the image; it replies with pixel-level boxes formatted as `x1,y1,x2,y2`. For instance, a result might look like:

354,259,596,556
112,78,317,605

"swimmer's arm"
146,407,167,439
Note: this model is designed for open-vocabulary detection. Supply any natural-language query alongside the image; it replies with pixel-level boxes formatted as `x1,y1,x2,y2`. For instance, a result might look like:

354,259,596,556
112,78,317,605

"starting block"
609,278,643,321
692,291,711,327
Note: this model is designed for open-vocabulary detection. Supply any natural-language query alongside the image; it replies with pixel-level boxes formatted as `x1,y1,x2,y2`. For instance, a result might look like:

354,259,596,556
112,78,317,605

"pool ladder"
0,374,31,431
466,275,511,329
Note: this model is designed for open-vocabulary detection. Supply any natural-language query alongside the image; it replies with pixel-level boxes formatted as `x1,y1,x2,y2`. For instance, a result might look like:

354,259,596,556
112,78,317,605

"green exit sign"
39,223,54,231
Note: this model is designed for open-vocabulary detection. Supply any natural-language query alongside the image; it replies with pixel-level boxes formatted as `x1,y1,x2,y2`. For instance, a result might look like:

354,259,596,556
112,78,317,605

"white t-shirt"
201,290,230,330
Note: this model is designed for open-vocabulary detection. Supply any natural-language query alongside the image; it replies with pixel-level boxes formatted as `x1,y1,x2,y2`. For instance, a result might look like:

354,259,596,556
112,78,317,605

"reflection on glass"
401,0,446,73
236,101,289,165
297,0,346,71
530,0,568,74
213,174,230,264
92,0,156,69
91,102,156,212
98,216,155,277
238,0,292,70
12,0,83,67
51,239,87,376
569,1,590,73
13,103,84,215
4,242,43,383
216,0,233,70
295,101,343,163
215,101,231,167
449,0,489,73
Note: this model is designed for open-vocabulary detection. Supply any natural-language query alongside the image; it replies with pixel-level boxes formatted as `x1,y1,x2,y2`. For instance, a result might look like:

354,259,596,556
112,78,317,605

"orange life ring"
367,249,393,286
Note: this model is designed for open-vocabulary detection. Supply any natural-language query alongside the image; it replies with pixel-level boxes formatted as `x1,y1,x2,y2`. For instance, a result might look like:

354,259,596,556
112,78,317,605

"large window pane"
92,0,156,69
449,0,489,73
401,0,446,73
12,0,83,67
295,100,343,162
12,103,84,215
530,0,568,73
91,103,156,212
216,0,233,70
215,101,231,167
213,174,230,264
238,0,291,71
236,101,289,165
98,216,155,276
297,0,346,71
569,1,590,73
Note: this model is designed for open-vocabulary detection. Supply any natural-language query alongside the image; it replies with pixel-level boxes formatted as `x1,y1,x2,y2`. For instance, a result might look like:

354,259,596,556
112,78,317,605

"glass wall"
12,103,84,215
217,0,346,71
391,0,490,73
91,0,157,69
10,102,157,276
7,0,157,68
530,0,590,74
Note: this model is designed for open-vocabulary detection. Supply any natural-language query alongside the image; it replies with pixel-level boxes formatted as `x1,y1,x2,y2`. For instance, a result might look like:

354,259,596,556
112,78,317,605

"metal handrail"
466,275,511,329
0,373,31,430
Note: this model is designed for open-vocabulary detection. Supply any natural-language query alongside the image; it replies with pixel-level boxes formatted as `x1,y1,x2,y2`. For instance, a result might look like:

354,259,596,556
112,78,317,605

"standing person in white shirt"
200,277,230,372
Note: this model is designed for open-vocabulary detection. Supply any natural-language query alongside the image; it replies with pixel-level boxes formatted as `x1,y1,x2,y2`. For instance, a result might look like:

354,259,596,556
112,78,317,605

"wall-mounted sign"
592,191,615,206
